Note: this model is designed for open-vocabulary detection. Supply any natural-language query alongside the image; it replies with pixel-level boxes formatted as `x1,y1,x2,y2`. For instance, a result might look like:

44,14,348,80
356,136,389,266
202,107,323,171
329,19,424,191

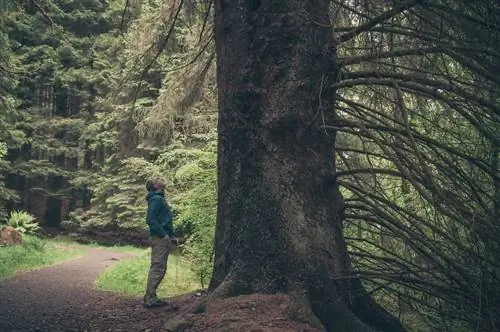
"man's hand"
170,237,179,246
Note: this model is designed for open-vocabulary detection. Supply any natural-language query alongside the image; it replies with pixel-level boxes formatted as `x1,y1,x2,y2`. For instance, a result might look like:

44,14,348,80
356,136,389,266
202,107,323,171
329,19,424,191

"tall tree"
108,0,499,330
210,1,403,330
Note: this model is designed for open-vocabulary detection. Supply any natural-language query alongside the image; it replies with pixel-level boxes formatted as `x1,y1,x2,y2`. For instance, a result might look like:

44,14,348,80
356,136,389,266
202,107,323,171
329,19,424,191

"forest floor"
0,247,323,332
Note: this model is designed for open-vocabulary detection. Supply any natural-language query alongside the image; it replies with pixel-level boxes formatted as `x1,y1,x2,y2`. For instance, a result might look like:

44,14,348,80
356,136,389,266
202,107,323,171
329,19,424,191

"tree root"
199,277,386,332
349,279,406,332
311,297,376,332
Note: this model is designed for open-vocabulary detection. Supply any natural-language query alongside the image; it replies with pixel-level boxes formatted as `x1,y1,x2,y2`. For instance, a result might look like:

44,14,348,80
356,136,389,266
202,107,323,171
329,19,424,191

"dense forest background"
0,1,499,331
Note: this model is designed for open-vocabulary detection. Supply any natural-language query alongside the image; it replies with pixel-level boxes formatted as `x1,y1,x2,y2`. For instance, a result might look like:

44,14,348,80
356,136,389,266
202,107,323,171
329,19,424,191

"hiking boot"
144,298,168,308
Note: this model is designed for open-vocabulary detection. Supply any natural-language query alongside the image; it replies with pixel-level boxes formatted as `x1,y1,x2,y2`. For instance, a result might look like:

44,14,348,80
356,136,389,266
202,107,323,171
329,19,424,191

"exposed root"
350,279,406,332
167,275,403,332
314,298,375,332
184,293,325,332
170,280,387,332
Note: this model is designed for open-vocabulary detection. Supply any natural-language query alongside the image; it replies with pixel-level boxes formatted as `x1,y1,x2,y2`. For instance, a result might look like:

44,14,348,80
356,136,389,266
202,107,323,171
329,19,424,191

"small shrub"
0,142,6,158
23,235,47,251
60,216,81,231
6,210,40,235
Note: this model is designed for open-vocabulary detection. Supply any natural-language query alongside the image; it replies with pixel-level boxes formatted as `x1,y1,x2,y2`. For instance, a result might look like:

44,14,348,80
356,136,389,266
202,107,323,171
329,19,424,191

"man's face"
154,180,165,191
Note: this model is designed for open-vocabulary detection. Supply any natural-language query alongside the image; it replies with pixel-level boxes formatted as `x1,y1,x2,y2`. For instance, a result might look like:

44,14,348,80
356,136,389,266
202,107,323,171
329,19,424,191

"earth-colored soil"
180,293,325,332
0,248,324,332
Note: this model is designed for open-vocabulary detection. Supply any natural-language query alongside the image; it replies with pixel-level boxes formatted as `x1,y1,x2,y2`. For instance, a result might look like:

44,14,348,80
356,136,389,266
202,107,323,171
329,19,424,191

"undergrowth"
0,235,82,279
96,250,201,297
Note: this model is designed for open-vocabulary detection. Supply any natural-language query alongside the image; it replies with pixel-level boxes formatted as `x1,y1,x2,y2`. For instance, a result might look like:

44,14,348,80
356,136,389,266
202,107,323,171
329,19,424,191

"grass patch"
0,235,82,279
96,250,201,297
49,235,142,254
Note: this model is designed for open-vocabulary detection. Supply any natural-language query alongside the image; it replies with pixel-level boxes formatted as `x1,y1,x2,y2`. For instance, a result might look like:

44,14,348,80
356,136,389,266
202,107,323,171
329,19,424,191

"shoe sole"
144,302,168,309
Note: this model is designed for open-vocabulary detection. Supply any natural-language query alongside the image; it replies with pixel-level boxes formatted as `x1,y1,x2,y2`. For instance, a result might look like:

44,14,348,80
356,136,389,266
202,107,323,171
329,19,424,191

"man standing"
143,177,174,308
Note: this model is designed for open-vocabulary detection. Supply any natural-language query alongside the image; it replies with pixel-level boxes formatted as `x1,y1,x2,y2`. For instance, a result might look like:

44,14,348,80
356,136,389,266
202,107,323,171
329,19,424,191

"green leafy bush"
0,142,6,158
22,235,47,251
5,210,40,235
74,137,218,287
0,142,8,221
170,143,217,287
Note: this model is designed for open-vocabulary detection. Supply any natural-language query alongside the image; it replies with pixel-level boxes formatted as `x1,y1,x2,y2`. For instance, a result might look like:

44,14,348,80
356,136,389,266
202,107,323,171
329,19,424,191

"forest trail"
0,248,182,332
0,247,326,332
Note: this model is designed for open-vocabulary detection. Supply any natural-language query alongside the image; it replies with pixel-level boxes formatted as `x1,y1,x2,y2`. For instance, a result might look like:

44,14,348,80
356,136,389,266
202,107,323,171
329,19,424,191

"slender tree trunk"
211,1,404,331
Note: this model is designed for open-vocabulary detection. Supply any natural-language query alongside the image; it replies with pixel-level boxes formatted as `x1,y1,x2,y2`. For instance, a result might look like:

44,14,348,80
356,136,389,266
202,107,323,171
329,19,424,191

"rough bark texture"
211,1,404,331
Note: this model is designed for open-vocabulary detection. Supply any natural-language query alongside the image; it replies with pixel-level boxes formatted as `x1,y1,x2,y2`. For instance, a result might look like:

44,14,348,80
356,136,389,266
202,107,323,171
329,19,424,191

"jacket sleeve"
147,197,167,238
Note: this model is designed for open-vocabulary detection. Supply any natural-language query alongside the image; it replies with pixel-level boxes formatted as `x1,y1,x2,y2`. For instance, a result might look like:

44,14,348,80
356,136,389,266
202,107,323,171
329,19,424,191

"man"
143,177,174,308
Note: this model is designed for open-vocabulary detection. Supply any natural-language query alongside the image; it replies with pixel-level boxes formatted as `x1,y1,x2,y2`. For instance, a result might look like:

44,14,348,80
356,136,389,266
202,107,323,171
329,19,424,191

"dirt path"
0,248,182,332
0,248,325,332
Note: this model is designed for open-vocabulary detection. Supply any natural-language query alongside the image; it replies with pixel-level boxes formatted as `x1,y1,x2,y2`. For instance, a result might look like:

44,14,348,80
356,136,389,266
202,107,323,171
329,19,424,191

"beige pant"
144,236,171,304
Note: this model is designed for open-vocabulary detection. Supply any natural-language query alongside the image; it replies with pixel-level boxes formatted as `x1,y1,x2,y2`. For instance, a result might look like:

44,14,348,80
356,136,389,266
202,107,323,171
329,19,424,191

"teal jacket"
146,190,173,238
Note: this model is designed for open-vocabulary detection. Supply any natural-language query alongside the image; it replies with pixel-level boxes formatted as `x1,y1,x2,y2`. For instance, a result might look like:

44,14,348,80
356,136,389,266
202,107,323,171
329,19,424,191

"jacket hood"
146,190,164,202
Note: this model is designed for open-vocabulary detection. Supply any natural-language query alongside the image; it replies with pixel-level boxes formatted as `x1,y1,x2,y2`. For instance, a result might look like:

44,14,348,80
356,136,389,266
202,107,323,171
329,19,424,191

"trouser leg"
144,236,170,304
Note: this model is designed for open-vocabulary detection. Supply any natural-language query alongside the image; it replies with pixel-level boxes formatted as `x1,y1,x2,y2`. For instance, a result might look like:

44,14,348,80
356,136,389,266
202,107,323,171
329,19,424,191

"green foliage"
0,0,130,219
4,210,40,235
5,2,498,331
0,235,81,279
169,142,217,286
70,156,160,229
0,142,6,159
96,251,200,297
55,0,220,296
0,10,21,220
78,1,220,286
13,160,70,178
0,143,18,221
73,127,218,283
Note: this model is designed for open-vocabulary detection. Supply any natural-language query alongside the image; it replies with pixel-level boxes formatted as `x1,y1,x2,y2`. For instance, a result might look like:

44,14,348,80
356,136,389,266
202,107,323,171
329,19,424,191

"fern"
4,211,40,235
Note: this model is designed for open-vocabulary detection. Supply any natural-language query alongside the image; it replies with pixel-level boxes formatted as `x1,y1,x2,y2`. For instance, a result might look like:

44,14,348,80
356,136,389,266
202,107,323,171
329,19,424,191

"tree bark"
211,1,404,331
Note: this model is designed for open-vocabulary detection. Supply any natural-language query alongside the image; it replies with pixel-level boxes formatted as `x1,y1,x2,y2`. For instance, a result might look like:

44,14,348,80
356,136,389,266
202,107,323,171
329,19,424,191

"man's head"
146,177,165,192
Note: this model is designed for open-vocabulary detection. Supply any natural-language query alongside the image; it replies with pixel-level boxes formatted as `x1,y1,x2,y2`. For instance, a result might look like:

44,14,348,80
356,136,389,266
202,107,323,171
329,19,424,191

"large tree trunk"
210,1,404,331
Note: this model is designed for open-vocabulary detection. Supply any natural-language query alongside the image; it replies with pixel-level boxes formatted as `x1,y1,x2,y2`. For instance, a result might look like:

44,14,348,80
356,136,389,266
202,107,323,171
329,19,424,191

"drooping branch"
339,47,442,66
130,0,185,110
336,0,424,44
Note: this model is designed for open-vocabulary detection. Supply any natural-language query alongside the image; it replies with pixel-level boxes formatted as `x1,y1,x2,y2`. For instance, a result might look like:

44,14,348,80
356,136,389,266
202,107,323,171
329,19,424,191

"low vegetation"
96,250,200,297
1,210,82,279
0,235,81,279
4,210,40,235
